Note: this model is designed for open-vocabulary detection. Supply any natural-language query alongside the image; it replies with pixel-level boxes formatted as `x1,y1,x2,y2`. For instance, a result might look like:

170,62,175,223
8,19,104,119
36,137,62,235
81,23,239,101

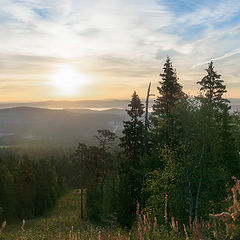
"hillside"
0,107,127,147
0,100,131,109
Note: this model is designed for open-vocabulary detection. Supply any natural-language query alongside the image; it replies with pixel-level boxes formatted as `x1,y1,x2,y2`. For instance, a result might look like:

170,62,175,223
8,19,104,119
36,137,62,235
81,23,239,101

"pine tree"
197,61,228,105
118,91,145,227
95,129,117,151
153,57,185,117
72,143,88,220
94,130,116,216
151,57,185,148
120,91,145,160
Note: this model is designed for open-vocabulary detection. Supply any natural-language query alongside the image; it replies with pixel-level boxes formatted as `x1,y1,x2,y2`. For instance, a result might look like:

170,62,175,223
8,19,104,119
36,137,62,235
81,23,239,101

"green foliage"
0,163,16,221
144,148,187,224
0,151,66,222
144,59,240,227
71,130,118,222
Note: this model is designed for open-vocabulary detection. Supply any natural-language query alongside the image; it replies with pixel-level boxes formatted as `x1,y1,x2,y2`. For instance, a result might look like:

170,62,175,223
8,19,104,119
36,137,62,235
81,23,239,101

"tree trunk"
80,184,84,220
188,181,194,222
195,180,202,218
165,193,168,225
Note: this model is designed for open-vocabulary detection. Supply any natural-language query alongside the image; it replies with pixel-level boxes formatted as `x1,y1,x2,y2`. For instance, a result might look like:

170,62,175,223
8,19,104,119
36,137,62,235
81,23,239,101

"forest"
1,57,240,239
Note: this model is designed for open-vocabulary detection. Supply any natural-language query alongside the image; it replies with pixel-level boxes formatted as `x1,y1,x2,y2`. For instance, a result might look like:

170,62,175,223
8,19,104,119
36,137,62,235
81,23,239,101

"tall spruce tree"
118,91,145,227
153,57,185,117
72,143,88,220
197,61,228,105
151,57,185,148
94,129,117,216
120,91,144,160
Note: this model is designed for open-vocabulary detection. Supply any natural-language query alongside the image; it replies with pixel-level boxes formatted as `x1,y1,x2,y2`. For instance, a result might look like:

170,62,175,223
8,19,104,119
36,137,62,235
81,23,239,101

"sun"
48,65,89,95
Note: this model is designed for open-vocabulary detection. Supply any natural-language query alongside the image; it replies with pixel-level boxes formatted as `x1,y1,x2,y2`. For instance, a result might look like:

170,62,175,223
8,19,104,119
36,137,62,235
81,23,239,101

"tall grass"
2,177,240,239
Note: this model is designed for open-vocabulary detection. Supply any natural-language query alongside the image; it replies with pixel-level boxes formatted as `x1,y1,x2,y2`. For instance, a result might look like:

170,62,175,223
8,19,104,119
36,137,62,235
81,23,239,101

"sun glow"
48,65,89,95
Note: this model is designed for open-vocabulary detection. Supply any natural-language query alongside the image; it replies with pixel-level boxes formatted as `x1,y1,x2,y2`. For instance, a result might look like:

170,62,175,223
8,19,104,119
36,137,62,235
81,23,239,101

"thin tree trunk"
165,193,168,225
100,156,105,209
188,181,194,222
80,184,84,220
192,142,204,219
195,179,202,218
100,171,105,208
144,82,151,155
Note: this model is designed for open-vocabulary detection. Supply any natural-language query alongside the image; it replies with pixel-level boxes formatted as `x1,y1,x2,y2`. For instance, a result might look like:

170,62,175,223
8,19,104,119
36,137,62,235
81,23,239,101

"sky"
0,0,240,102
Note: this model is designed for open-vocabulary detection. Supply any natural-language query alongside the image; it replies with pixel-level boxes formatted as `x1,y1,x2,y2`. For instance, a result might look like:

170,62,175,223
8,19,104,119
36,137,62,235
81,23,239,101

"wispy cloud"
179,0,240,25
191,48,240,69
0,0,239,100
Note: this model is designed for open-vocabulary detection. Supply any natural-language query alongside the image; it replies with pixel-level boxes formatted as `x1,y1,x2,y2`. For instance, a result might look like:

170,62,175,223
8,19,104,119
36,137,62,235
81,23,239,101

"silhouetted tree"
197,61,228,106
153,57,185,118
94,129,117,212
118,91,145,227
72,143,88,220
95,129,117,151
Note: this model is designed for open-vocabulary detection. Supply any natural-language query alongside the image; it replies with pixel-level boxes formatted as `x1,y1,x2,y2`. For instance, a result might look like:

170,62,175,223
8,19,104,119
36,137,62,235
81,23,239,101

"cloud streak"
0,0,239,100
191,48,240,69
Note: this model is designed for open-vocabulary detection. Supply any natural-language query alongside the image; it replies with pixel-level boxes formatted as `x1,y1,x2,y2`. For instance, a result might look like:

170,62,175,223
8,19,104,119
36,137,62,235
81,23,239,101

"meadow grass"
0,190,129,240
2,177,240,239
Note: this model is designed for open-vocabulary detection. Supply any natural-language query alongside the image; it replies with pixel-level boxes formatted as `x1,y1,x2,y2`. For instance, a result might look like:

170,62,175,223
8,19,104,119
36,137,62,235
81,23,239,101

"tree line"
0,152,65,221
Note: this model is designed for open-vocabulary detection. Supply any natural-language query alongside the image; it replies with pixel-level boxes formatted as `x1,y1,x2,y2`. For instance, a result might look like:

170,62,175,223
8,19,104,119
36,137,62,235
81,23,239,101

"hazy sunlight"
48,65,89,96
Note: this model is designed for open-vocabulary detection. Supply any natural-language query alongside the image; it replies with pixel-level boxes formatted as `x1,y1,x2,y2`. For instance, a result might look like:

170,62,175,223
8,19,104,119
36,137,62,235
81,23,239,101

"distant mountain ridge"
0,98,239,148
0,106,127,147
0,98,239,110
0,99,130,109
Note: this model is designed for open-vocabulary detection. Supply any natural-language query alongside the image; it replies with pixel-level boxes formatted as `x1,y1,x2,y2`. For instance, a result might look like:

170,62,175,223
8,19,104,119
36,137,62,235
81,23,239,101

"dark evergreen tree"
85,146,103,221
15,157,37,218
34,158,58,215
72,143,88,220
118,91,145,227
197,61,228,106
95,129,117,151
153,57,185,117
120,91,144,159
151,57,186,151
94,130,117,217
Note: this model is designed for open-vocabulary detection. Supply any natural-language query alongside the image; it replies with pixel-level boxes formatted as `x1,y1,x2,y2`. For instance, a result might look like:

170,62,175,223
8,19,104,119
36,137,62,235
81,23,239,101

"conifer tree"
118,91,145,227
197,61,228,105
153,57,185,117
95,129,117,151
72,143,88,220
152,57,185,148
120,91,145,160
94,130,116,216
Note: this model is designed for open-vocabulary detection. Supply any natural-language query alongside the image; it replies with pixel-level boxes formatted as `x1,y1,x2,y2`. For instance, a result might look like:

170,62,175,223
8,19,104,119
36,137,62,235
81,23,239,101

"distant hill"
0,106,127,147
0,98,239,110
0,99,131,109
0,98,239,148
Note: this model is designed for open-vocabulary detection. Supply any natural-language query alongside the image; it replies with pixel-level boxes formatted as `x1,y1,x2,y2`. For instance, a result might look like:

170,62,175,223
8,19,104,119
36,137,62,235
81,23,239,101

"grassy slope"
1,190,129,240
